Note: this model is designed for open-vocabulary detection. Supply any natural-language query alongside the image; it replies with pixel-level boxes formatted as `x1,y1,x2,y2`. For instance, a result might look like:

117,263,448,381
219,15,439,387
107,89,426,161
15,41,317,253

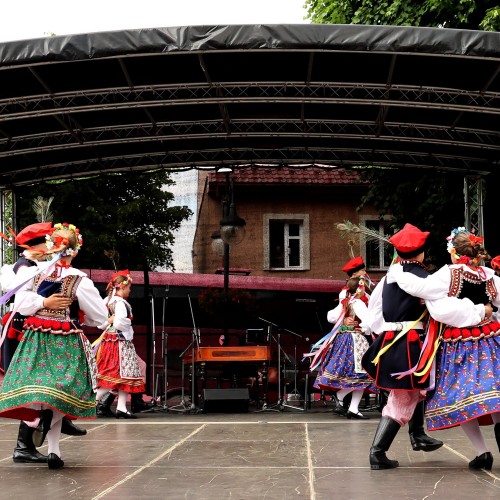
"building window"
264,214,310,271
360,217,393,271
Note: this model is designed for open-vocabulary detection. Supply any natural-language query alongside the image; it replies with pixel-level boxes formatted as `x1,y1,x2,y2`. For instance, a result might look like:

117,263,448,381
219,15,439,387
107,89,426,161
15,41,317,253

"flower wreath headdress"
45,222,83,257
355,275,366,296
106,270,133,293
446,227,484,266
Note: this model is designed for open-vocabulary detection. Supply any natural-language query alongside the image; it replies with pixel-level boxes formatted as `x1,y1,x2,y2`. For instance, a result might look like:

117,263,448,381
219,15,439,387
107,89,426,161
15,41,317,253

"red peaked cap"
16,222,53,246
342,256,365,276
491,256,500,270
389,223,430,256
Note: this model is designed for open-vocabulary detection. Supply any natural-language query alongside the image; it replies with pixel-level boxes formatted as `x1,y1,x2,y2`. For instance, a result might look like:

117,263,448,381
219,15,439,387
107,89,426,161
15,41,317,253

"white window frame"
263,213,310,271
359,215,393,272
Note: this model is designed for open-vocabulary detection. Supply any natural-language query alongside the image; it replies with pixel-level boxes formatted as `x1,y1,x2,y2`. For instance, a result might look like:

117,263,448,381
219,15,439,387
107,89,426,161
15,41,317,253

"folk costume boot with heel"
61,417,87,436
408,401,443,452
369,416,401,470
32,409,53,448
12,421,47,463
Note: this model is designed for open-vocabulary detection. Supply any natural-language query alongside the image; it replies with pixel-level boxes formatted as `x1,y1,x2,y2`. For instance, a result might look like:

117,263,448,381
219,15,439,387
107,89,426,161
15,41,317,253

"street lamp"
218,171,246,343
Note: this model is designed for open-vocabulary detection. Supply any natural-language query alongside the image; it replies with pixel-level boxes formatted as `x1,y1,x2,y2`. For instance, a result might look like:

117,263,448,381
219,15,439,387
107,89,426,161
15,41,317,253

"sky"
0,0,310,273
0,0,309,42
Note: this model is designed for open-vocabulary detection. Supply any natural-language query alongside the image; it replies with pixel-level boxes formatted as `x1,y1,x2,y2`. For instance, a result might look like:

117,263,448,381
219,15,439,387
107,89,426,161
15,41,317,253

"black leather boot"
494,423,500,453
131,393,150,413
97,392,116,417
369,417,401,470
408,401,443,452
61,417,87,436
12,421,48,463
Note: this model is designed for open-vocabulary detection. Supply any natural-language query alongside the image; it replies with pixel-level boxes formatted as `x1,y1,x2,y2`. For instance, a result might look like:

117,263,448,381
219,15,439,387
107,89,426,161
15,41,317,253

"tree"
357,168,466,269
305,1,500,265
14,170,193,271
304,1,500,31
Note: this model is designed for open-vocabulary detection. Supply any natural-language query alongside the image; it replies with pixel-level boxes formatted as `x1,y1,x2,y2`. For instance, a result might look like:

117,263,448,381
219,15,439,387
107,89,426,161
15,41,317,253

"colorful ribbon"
371,309,428,366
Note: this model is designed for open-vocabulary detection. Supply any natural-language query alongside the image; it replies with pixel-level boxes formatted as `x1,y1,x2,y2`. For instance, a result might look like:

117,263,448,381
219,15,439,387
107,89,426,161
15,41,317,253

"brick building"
193,167,390,283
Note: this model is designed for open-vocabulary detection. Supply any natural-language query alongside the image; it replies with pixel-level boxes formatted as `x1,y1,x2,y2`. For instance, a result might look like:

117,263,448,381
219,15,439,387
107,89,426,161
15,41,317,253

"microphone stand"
188,293,201,413
144,286,170,413
280,325,306,412
169,294,202,414
257,317,307,412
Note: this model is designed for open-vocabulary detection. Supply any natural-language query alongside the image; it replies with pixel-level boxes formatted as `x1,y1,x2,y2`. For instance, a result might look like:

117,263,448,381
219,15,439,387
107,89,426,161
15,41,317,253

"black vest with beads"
382,261,429,322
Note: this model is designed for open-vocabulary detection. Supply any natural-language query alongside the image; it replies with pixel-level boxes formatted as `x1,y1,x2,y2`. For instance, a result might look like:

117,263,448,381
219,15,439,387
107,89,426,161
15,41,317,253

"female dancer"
0,222,108,469
95,270,145,419
388,228,500,470
314,276,377,419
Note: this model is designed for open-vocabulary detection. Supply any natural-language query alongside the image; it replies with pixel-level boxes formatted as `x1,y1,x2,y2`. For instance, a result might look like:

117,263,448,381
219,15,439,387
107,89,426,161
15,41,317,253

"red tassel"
489,321,500,332
408,330,419,342
452,328,462,339
443,328,452,340
385,331,395,341
16,332,23,342
7,327,17,339
482,325,491,334
61,322,71,332
1,311,12,325
51,320,62,331
461,328,471,338
472,327,482,338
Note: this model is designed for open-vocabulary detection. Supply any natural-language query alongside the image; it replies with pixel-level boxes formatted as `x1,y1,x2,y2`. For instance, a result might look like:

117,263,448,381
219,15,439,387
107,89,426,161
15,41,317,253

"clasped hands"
43,293,72,310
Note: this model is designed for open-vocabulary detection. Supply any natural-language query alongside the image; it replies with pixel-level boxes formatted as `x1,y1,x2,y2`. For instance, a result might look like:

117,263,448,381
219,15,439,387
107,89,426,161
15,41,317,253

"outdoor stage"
0,405,499,499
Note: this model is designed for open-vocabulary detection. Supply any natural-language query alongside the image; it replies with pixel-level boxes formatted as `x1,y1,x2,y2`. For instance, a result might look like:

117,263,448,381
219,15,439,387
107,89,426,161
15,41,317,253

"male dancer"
362,223,489,469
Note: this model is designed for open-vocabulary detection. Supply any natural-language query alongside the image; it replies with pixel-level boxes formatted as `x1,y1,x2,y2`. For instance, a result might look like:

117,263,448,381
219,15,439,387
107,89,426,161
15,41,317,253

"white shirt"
327,296,371,334
14,266,108,328
378,263,490,329
106,295,134,341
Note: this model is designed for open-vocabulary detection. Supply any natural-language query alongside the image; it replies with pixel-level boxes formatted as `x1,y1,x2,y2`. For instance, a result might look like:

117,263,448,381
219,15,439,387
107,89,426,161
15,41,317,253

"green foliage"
305,0,500,30
15,170,193,271
357,168,466,268
1,191,14,264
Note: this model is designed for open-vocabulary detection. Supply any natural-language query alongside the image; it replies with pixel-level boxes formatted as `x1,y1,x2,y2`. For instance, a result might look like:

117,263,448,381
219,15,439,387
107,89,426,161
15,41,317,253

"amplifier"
202,388,250,413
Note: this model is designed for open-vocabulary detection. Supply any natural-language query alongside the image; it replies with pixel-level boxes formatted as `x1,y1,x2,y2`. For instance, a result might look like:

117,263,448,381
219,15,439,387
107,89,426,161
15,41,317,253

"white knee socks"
116,390,129,413
96,387,110,401
348,390,364,415
461,419,489,456
46,411,64,457
336,389,353,405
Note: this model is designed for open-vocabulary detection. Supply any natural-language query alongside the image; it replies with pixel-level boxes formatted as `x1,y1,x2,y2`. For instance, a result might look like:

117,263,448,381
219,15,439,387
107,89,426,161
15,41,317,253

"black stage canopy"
0,24,499,188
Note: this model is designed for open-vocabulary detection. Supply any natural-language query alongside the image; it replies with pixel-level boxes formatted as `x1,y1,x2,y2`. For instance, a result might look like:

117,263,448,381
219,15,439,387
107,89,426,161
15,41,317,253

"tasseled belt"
23,316,82,335
442,320,500,343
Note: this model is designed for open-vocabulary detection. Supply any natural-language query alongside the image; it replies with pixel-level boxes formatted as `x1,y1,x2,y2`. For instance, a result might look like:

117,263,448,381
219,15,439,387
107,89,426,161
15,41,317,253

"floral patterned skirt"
314,332,378,394
96,333,145,393
0,329,96,421
426,326,500,430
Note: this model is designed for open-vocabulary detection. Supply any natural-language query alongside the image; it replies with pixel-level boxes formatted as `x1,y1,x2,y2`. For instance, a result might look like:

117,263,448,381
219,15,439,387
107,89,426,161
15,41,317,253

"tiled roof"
209,167,363,186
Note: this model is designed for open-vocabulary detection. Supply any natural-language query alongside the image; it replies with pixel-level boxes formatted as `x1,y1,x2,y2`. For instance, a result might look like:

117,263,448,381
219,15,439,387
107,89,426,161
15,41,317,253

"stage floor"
0,404,499,499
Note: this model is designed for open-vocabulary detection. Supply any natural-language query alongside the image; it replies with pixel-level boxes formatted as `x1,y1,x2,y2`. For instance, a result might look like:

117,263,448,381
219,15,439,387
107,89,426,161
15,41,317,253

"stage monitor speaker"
202,388,250,413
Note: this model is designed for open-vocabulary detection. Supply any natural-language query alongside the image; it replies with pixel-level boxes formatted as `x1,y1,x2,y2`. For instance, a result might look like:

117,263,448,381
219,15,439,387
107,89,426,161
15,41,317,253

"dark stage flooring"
0,401,499,499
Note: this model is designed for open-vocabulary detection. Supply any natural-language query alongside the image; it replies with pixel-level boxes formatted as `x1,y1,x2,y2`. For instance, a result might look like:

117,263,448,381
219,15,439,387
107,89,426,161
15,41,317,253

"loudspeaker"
202,388,250,413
